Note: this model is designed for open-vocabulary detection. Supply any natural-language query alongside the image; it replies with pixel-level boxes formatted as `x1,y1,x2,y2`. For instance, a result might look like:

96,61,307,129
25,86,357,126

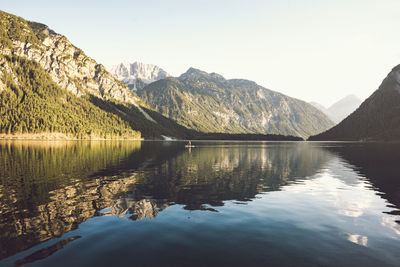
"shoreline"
0,133,143,141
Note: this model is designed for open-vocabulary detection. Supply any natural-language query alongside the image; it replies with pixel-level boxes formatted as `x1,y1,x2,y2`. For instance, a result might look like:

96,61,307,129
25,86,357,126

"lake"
0,140,399,266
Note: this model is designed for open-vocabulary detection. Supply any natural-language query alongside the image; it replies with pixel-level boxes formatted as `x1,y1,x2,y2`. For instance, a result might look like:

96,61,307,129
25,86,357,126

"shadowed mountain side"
88,96,306,140
88,96,304,140
309,65,400,141
88,96,195,139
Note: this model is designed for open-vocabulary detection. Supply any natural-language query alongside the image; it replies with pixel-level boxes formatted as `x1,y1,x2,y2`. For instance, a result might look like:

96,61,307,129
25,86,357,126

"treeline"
0,55,141,139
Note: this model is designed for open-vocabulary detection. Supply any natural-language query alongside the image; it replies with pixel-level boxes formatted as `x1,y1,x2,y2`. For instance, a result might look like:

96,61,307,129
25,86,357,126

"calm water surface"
0,141,399,266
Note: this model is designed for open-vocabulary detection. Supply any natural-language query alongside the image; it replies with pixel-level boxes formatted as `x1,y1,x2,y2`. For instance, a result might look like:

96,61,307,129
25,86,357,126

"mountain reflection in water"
0,141,399,266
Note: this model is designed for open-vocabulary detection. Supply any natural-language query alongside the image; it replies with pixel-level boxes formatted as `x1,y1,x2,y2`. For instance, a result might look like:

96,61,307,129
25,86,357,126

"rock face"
109,61,170,91
309,65,400,141
138,68,334,138
0,17,139,104
0,10,191,139
311,95,362,123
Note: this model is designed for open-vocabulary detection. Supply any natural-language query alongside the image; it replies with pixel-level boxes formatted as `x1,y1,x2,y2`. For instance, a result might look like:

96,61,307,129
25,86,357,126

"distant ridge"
310,95,362,123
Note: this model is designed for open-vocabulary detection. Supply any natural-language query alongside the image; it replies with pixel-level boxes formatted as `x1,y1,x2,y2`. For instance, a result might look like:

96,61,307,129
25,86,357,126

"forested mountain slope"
0,10,189,139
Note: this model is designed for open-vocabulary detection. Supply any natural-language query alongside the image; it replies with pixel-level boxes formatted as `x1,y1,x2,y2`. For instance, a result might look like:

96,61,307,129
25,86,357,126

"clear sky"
2,0,400,106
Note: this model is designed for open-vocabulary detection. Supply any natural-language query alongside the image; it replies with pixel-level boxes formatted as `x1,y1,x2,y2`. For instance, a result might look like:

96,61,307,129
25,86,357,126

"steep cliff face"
309,65,400,141
0,10,191,139
109,61,170,91
0,16,138,103
138,68,334,138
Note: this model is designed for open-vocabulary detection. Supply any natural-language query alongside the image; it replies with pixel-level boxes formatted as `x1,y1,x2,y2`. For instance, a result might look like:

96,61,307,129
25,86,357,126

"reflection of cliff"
323,143,400,215
106,198,169,220
0,174,168,260
0,141,142,260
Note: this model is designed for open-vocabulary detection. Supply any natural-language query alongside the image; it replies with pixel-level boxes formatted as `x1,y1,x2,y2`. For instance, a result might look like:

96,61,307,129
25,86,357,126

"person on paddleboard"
186,141,194,148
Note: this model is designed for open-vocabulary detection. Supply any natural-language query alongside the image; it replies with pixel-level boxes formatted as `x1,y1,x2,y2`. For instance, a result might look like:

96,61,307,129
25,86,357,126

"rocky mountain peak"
132,61,169,81
180,67,207,77
109,61,170,90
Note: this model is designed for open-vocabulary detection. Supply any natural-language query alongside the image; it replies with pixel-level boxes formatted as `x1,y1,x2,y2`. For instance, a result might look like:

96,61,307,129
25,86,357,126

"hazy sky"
2,0,400,106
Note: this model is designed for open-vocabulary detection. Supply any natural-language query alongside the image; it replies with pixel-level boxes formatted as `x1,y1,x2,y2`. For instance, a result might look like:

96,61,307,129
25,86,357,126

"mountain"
109,62,170,91
309,65,400,141
0,10,192,139
327,95,362,123
138,68,334,138
310,95,362,123
310,101,330,117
